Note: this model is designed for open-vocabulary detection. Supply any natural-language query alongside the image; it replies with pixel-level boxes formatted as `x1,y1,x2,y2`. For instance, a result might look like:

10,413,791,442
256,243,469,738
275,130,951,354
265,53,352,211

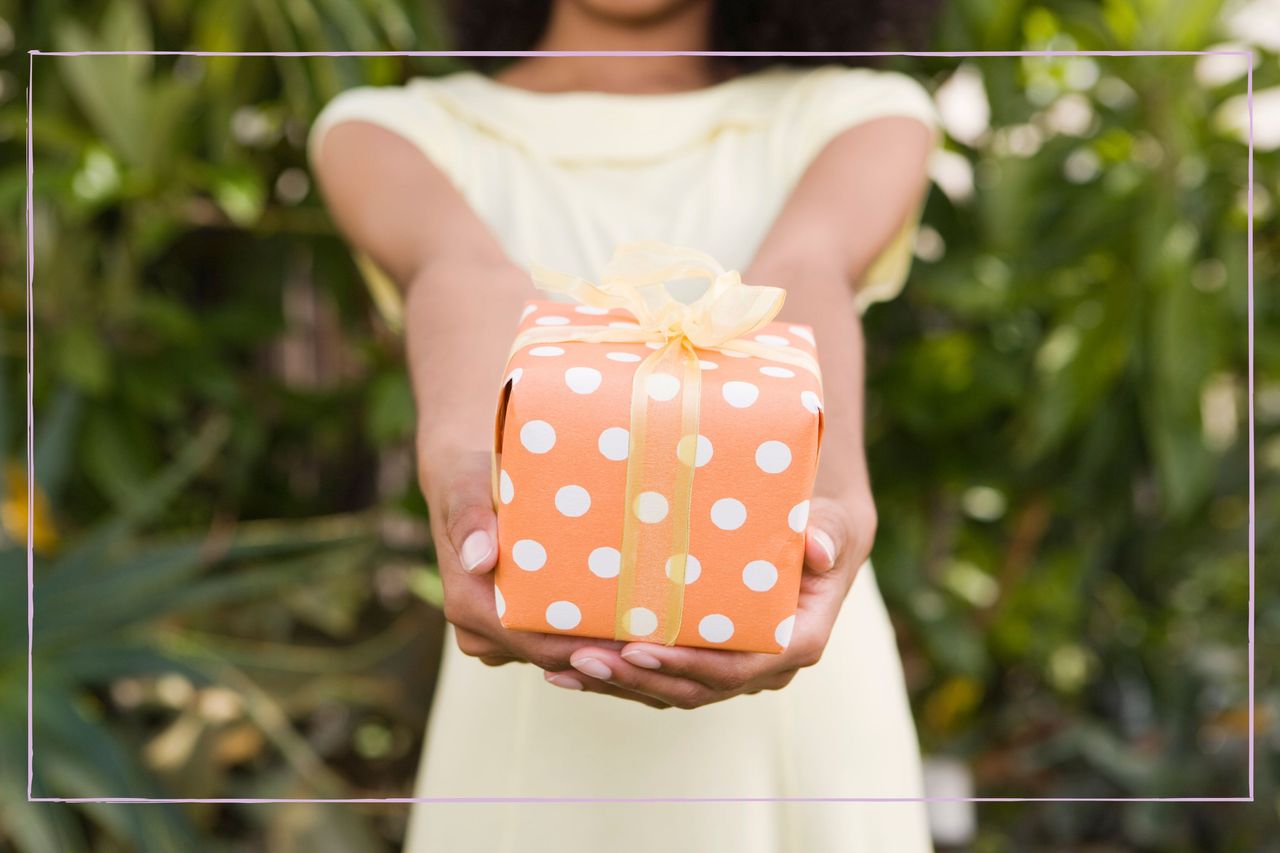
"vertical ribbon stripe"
612,337,701,644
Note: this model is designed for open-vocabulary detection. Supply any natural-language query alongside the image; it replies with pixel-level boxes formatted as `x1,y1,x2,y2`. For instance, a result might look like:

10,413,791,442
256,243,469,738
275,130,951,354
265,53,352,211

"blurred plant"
865,0,1278,847
0,386,414,850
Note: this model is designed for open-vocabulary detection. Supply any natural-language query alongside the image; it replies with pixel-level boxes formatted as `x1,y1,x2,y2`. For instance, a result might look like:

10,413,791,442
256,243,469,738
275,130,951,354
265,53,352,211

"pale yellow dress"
310,63,943,853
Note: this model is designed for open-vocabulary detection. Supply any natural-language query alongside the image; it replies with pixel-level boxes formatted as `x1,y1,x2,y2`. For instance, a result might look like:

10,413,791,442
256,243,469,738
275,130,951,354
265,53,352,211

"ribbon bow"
502,242,819,645
529,242,786,349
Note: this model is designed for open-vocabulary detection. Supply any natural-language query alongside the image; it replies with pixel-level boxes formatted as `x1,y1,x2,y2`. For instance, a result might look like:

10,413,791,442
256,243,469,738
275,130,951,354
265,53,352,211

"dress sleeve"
307,83,469,333
785,66,943,312
307,81,468,189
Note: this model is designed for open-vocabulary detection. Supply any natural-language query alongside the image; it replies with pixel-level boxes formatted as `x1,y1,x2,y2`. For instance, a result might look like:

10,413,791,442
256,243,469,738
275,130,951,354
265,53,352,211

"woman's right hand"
315,122,740,710
417,443,588,669
419,441,680,709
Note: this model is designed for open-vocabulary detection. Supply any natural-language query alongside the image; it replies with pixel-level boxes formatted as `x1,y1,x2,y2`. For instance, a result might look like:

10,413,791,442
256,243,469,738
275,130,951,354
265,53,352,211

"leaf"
52,25,148,166
54,325,112,396
365,370,415,446
52,416,230,579
211,165,267,228
34,388,82,503
31,686,197,845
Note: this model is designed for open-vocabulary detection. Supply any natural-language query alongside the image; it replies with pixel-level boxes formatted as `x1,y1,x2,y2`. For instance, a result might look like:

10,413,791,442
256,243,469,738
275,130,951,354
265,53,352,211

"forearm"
741,118,933,505
744,251,870,504
404,257,532,485
316,121,535,471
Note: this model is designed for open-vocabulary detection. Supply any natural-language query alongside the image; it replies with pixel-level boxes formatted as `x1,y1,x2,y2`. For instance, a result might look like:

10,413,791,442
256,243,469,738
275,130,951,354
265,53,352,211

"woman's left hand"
541,490,876,709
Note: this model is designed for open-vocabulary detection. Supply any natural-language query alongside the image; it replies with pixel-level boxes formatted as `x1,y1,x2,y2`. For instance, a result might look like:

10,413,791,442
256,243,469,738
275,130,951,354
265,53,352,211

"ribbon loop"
531,241,787,349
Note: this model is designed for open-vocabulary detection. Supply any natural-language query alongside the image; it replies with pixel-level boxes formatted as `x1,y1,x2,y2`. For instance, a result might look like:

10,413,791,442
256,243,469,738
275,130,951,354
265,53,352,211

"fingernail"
460,530,493,572
571,656,612,681
813,529,836,568
544,673,583,691
621,650,662,670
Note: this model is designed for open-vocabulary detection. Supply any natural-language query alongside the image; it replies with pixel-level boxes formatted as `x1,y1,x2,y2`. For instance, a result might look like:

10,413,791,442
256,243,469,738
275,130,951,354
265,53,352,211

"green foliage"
0,0,1274,849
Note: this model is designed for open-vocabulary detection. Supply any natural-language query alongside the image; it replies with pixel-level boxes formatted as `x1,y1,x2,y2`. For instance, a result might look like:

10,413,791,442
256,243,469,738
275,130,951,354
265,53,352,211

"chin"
567,0,708,26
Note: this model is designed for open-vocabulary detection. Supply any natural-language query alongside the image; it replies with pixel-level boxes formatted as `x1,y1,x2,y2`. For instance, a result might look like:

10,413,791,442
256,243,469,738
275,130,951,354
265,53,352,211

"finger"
503,632,626,673
542,669,672,710
611,642,776,692
783,567,853,668
566,647,731,708
803,496,855,573
442,463,499,575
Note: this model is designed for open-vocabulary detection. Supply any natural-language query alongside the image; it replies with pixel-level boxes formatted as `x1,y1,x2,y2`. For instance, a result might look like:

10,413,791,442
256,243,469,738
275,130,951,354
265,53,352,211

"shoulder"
780,64,940,141
308,74,476,180
761,64,940,186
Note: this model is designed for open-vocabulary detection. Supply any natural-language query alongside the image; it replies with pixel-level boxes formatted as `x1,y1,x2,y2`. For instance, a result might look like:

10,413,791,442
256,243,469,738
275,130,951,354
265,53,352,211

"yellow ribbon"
505,242,819,644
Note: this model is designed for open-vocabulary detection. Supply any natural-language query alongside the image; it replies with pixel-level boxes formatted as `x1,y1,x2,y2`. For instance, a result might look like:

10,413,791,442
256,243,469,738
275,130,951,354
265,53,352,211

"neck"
497,1,722,95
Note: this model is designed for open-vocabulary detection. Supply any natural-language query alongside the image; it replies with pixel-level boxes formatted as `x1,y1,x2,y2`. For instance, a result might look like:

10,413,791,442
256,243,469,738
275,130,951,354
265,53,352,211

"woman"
310,0,943,849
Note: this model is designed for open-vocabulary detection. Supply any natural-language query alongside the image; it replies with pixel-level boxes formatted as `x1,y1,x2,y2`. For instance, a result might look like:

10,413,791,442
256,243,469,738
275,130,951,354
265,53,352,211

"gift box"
491,243,824,653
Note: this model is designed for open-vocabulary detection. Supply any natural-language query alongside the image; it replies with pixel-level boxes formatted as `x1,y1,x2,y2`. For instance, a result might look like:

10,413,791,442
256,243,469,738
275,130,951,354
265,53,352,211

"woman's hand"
540,489,877,709
419,442,677,709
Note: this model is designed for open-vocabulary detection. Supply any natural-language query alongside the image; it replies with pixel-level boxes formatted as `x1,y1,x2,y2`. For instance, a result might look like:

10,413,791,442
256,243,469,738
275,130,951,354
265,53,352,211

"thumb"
803,496,860,573
443,463,500,575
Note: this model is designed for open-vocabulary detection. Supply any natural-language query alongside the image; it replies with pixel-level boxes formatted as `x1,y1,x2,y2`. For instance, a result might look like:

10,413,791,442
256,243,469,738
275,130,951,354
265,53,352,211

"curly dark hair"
444,0,943,72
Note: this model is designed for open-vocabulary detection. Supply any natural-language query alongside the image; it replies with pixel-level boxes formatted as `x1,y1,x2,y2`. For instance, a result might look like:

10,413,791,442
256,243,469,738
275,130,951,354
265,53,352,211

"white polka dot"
506,367,523,386
625,607,658,637
512,539,547,571
788,500,810,533
575,305,611,315
554,485,591,517
722,381,759,408
634,491,669,523
499,469,514,504
676,434,714,468
647,373,681,401
775,614,796,648
721,349,750,359
789,325,816,345
711,498,747,530
609,321,641,330
564,366,602,394
755,440,792,474
535,315,571,326
598,426,630,461
520,420,556,454
755,333,791,347
698,360,718,370
645,341,664,350
529,346,564,357
801,390,823,414
546,600,582,630
520,305,537,320
494,586,506,618
760,365,795,379
742,560,779,592
606,351,642,363
588,547,621,578
665,553,702,584
698,614,735,644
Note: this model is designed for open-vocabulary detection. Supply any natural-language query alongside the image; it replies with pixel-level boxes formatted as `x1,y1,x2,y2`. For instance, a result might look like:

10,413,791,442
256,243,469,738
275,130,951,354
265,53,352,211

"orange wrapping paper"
491,299,824,654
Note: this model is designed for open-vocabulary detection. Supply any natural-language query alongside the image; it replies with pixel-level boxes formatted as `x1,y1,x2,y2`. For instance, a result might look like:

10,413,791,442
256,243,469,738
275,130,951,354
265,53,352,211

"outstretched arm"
547,115,935,708
314,122,670,705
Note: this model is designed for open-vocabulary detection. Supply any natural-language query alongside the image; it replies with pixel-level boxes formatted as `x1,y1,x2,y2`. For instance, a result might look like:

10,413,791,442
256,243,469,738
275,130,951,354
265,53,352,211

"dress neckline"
458,67,782,103
415,66,824,166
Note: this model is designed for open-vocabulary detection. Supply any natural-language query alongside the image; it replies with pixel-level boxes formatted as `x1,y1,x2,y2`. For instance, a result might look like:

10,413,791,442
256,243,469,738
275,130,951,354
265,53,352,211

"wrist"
417,431,490,495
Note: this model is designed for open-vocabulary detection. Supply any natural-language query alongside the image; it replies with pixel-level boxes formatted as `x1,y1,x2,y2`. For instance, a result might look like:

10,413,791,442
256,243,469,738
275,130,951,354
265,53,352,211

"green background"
1,0,1275,849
